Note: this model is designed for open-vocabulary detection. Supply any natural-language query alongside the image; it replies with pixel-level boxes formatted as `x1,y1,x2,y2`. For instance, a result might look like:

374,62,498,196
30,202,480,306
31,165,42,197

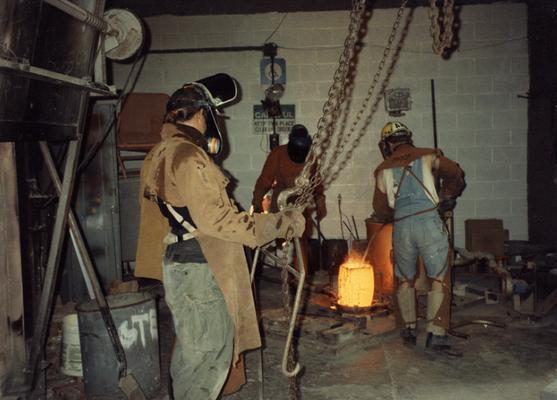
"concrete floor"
225,273,557,400
43,269,557,400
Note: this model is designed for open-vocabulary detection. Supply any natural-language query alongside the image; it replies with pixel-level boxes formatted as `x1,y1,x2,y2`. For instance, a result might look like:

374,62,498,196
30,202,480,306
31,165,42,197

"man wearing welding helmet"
252,124,327,273
373,121,465,354
136,74,305,399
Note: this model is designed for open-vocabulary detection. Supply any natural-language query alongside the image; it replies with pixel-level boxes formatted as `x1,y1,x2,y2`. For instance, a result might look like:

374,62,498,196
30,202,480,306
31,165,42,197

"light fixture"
262,83,284,118
260,43,284,149
384,88,411,117
265,83,285,102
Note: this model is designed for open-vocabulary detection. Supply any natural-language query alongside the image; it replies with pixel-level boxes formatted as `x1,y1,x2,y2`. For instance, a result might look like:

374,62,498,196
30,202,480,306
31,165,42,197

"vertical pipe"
431,79,438,150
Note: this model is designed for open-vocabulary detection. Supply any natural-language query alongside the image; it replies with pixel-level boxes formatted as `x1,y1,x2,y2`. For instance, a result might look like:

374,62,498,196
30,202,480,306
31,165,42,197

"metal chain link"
292,0,366,208
293,0,409,208
321,0,408,188
429,0,455,55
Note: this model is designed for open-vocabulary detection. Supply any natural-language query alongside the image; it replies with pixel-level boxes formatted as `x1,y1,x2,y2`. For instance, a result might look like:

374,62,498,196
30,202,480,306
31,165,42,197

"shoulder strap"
164,202,197,233
404,167,438,206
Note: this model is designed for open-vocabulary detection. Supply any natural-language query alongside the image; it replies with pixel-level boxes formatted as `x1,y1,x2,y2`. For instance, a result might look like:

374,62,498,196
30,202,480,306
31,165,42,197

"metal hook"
252,239,305,377
281,237,305,377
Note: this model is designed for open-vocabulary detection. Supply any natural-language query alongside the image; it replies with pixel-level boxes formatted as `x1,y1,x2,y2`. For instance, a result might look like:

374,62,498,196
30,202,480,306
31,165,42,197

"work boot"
425,333,462,357
400,327,417,345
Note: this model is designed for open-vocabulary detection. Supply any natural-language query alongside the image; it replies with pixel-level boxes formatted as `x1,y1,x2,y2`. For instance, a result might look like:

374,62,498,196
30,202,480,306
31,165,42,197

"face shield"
287,124,312,164
184,74,239,156
378,140,391,159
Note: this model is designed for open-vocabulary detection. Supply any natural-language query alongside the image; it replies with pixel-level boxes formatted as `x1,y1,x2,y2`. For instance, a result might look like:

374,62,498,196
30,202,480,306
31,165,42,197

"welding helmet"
167,73,238,156
287,124,312,164
378,121,413,158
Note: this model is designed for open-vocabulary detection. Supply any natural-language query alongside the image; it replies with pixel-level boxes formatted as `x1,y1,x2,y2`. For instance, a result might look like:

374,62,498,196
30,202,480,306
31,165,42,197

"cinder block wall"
113,3,528,246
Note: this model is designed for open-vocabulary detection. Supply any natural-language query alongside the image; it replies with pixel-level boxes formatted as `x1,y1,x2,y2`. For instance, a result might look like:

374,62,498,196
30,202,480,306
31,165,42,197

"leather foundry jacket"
135,123,303,362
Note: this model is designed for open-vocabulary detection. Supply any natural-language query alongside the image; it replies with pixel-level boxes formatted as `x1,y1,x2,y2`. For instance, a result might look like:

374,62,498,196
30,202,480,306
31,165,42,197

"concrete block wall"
113,3,529,246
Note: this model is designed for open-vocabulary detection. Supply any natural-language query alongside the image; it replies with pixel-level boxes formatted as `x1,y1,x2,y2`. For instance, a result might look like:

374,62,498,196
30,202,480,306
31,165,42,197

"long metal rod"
38,141,130,378
431,79,438,149
23,139,81,389
248,248,264,400
450,319,506,330
261,249,300,278
38,143,96,297
0,57,115,95
43,0,110,33
148,45,264,54
250,248,261,284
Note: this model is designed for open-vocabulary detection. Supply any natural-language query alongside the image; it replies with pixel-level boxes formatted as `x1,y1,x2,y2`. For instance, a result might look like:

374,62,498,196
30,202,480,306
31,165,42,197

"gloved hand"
438,196,457,213
280,208,306,239
253,208,305,247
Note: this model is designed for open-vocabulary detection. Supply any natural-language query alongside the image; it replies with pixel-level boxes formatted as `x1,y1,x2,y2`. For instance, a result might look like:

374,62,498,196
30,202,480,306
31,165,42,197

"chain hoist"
429,0,455,56
253,2,410,395
291,0,409,210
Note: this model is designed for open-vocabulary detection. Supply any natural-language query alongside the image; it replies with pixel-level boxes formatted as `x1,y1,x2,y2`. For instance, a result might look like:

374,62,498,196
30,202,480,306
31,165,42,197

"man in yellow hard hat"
373,121,465,355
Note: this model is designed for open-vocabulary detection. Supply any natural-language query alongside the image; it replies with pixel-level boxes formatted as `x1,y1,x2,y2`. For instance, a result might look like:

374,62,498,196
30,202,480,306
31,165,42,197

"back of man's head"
165,84,208,123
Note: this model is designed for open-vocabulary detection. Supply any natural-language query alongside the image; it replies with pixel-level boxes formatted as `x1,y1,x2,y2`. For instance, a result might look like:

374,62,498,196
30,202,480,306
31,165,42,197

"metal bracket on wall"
0,57,114,95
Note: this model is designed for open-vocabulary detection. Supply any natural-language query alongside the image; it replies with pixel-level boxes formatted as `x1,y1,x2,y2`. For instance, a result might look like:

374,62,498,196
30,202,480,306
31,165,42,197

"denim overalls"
391,157,449,280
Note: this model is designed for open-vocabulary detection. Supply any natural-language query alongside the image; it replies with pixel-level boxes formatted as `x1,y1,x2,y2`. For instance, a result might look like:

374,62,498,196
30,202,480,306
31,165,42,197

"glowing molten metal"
337,255,375,308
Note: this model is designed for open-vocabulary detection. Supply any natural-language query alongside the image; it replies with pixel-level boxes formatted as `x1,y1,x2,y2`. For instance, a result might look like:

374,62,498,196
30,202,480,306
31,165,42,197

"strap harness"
392,162,439,223
160,201,197,245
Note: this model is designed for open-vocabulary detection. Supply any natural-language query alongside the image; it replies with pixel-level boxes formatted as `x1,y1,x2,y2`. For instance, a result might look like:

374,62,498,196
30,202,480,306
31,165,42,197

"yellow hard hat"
381,121,412,142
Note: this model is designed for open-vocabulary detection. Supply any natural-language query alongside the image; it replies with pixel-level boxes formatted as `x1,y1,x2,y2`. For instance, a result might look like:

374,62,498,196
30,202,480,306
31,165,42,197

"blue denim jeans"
163,259,233,400
393,212,449,280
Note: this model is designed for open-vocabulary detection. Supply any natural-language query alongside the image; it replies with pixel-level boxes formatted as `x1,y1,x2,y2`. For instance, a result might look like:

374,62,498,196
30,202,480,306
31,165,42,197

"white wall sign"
253,104,295,135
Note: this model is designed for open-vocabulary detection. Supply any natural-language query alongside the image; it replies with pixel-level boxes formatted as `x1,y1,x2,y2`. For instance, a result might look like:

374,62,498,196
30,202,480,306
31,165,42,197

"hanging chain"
293,0,409,209
291,0,366,208
321,0,408,188
429,0,455,55
275,2,408,397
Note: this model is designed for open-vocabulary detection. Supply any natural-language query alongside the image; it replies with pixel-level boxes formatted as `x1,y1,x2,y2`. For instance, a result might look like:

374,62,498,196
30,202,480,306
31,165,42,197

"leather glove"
253,208,305,247
280,208,306,239
438,196,457,213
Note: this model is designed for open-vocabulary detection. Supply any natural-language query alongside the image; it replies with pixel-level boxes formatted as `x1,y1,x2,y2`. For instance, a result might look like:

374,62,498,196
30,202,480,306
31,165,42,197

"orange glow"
337,255,375,308
366,221,395,295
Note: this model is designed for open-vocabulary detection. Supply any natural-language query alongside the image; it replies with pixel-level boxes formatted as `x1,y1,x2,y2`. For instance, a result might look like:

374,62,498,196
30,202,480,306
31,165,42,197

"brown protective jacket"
135,123,301,362
252,144,326,221
372,144,465,222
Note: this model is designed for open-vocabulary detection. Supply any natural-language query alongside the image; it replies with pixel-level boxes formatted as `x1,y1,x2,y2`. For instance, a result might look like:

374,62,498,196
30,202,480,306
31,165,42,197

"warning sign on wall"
253,104,296,135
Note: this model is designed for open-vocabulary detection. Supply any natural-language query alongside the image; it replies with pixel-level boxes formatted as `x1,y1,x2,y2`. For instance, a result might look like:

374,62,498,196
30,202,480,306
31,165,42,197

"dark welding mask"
378,140,390,159
171,74,238,156
287,124,312,164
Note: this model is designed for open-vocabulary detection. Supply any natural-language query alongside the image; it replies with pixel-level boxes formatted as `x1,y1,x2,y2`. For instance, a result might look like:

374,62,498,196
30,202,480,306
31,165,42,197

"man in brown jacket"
136,76,305,399
373,121,465,355
252,124,326,273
